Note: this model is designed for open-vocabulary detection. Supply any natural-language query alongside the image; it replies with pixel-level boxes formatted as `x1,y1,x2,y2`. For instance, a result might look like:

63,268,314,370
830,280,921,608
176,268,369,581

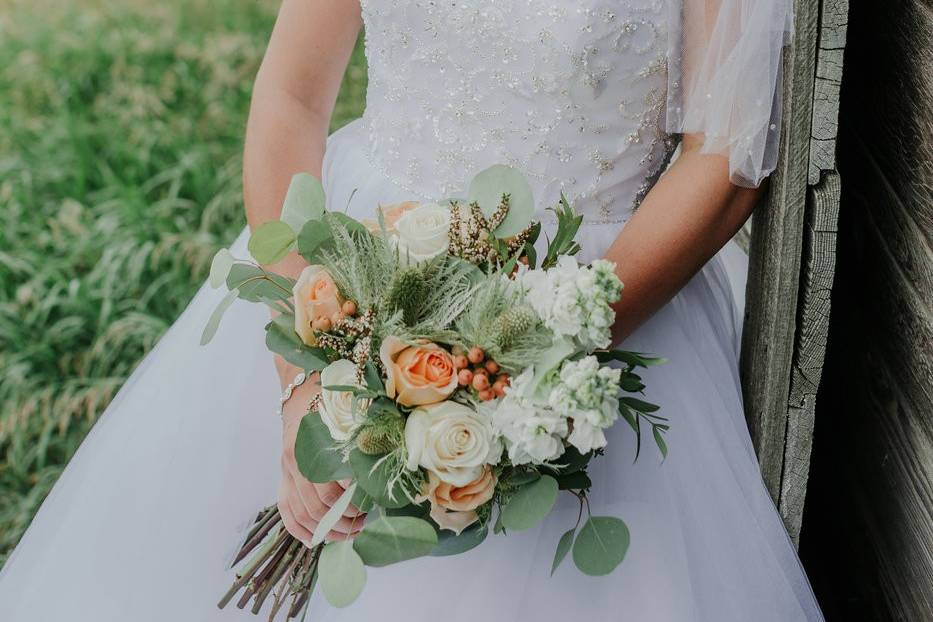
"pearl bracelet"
275,372,308,418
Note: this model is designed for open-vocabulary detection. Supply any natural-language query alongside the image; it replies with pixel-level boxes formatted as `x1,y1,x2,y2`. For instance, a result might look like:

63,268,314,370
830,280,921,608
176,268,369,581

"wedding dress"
0,1,824,620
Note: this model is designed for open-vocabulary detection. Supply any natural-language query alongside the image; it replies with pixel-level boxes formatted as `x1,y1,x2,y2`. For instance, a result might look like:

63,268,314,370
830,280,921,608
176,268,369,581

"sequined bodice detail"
360,0,677,225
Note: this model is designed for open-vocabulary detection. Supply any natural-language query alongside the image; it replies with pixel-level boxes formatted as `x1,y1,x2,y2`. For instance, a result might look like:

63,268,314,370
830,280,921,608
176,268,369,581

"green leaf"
311,483,357,547
294,414,352,483
296,219,334,263
318,540,366,608
556,470,592,491
531,338,577,395
467,164,535,237
551,528,576,576
572,516,630,576
281,173,325,233
431,523,488,557
652,426,668,459
500,475,559,531
596,349,667,368
507,470,541,487
265,319,329,372
200,288,239,345
349,450,409,509
353,516,438,567
351,486,375,514
248,221,296,265
226,264,295,303
208,249,234,288
621,397,660,413
363,361,384,393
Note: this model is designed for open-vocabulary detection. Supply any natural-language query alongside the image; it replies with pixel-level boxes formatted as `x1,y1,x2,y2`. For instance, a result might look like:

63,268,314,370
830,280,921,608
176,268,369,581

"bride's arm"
604,134,763,342
243,0,364,544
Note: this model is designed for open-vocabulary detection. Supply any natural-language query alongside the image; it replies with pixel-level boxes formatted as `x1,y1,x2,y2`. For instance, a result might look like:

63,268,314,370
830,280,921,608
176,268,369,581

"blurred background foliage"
0,0,367,566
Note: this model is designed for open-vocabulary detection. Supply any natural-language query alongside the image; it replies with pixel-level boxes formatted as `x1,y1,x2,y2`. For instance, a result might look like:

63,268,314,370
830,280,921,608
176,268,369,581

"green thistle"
492,306,537,351
384,266,428,325
355,413,405,455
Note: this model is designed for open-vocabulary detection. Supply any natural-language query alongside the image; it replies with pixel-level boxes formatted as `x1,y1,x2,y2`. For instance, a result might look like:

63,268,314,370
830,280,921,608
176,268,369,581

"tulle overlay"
0,123,822,621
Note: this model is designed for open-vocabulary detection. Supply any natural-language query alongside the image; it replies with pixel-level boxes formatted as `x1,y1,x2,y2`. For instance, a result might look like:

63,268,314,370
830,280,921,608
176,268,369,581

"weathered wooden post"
740,0,849,544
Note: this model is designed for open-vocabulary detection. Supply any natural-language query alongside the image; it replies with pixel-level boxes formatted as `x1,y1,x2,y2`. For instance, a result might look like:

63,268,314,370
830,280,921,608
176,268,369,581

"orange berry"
331,310,345,324
478,389,495,401
342,300,357,316
453,355,469,370
472,374,490,391
317,317,332,332
484,360,500,374
492,380,507,397
467,346,485,364
458,369,474,386
519,256,529,265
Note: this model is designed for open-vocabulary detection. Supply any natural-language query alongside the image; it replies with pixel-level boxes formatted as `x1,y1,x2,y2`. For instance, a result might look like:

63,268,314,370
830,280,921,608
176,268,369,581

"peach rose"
361,201,420,234
293,265,344,346
420,467,497,534
379,336,458,406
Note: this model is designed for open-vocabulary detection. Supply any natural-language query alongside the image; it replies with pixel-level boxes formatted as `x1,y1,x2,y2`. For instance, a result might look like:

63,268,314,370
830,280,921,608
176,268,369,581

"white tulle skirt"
0,122,824,621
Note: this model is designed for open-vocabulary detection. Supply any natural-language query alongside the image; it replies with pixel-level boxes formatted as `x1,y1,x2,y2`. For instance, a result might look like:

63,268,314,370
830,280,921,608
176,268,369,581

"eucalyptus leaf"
294,414,352,483
281,173,326,233
297,219,334,263
572,516,630,576
311,483,357,547
431,523,488,557
318,540,366,608
467,164,535,237
551,528,576,576
226,264,295,303
500,475,559,531
265,319,329,372
248,220,296,265
652,426,669,459
353,516,438,567
556,470,592,491
349,450,409,509
200,288,239,345
208,249,234,288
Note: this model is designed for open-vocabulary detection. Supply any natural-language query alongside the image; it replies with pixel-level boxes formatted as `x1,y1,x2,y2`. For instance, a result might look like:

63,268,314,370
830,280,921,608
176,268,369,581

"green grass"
0,0,367,566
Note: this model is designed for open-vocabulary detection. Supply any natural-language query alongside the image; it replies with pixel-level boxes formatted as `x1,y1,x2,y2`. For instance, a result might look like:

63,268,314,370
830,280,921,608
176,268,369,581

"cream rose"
404,401,502,487
380,337,458,407
293,265,344,346
319,359,367,441
393,202,450,264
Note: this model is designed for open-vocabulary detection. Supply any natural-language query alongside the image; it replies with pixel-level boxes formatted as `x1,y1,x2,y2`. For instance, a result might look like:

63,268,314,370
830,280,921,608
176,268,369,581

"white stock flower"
404,401,501,486
319,359,367,441
393,202,450,264
488,368,568,465
516,256,623,350
548,356,621,454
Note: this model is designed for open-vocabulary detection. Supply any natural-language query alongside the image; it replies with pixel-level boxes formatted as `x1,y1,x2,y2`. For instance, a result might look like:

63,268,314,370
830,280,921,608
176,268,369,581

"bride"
0,1,824,620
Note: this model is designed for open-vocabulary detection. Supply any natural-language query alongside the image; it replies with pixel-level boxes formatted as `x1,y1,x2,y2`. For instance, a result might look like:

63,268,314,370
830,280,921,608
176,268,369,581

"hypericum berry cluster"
452,345,511,401
310,299,359,333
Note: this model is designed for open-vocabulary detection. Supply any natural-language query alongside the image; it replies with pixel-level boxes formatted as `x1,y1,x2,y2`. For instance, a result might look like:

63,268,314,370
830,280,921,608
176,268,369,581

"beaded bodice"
360,0,678,225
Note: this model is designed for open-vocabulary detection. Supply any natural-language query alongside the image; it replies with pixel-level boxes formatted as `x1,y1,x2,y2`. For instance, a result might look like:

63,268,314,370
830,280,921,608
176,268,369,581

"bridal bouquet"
203,165,667,620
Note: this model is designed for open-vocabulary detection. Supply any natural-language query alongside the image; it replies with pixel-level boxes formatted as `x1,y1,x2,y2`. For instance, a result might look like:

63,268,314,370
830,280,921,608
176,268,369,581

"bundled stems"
218,505,323,621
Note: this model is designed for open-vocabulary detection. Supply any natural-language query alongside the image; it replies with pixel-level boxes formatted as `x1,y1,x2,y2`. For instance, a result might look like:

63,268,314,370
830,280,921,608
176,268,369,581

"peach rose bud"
420,467,497,534
293,265,344,346
379,337,459,407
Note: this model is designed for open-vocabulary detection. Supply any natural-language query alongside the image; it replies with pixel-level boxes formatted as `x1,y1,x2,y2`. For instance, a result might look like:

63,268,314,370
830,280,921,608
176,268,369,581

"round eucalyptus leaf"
349,450,410,509
294,415,352,483
431,523,488,557
353,516,438,567
208,249,234,289
310,483,357,548
500,474,559,531
265,320,329,372
572,516,630,576
318,540,366,608
280,173,325,233
248,220,296,265
297,219,334,263
467,164,535,238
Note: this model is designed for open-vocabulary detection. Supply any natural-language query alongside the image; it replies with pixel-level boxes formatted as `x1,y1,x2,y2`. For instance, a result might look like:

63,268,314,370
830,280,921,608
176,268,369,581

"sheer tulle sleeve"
665,0,794,187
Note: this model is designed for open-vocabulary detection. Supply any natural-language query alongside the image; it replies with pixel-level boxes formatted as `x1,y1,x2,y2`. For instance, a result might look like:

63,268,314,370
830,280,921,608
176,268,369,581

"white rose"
393,203,450,264
404,401,501,486
319,359,367,441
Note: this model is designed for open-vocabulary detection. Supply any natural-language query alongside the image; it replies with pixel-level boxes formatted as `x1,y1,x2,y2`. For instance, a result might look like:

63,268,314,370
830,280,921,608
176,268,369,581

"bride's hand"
277,376,365,546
